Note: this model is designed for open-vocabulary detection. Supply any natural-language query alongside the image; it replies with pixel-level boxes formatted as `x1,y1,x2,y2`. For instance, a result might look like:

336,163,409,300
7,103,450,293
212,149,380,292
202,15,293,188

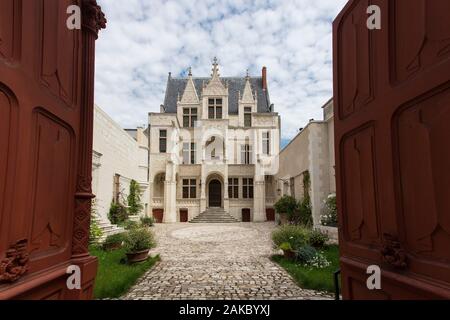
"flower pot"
103,242,122,251
126,249,150,263
279,213,289,225
283,249,296,260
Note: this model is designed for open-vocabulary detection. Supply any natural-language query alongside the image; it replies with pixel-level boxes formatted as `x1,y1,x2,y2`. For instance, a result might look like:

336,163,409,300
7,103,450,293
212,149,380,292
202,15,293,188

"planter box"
126,249,150,263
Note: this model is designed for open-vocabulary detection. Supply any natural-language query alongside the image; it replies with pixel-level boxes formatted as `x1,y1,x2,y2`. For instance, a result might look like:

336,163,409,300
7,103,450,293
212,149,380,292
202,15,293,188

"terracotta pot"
279,213,289,225
103,242,122,251
126,249,150,263
283,249,296,260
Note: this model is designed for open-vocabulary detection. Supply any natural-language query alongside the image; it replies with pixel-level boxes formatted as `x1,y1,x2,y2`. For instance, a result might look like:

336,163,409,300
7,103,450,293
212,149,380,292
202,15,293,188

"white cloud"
95,0,347,138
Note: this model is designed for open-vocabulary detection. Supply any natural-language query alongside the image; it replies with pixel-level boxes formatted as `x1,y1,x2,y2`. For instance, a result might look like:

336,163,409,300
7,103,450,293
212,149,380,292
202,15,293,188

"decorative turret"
180,67,199,104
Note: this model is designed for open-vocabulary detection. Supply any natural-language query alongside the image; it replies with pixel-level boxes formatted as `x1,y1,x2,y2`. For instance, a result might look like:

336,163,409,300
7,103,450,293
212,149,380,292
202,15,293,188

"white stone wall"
276,99,336,228
93,105,149,223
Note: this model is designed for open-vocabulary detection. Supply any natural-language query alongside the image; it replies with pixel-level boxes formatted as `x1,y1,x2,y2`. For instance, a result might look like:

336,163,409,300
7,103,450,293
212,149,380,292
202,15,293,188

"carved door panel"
334,0,450,299
0,0,106,300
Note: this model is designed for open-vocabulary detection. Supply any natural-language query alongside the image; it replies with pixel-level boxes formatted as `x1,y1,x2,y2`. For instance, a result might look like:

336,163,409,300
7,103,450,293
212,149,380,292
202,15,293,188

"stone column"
163,181,177,223
253,177,266,222
224,163,229,212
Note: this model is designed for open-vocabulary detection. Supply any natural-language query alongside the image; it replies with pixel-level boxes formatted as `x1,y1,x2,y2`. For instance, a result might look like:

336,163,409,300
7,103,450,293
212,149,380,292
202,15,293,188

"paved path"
123,222,332,300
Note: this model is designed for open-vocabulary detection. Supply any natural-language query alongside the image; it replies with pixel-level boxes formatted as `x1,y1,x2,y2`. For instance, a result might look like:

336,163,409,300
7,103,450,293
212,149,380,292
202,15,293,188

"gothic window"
208,98,223,119
182,179,197,199
262,131,270,155
243,178,254,199
244,107,252,127
183,108,197,128
159,130,167,153
228,178,239,199
241,143,252,165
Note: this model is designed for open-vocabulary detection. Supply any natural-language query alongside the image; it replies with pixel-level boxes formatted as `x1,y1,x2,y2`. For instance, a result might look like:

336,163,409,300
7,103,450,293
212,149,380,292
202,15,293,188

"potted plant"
274,195,297,225
140,216,154,227
103,233,125,251
124,227,156,263
279,242,295,260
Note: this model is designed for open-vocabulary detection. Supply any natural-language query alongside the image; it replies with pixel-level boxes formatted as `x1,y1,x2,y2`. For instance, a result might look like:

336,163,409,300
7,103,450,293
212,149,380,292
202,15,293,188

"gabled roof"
163,76,272,114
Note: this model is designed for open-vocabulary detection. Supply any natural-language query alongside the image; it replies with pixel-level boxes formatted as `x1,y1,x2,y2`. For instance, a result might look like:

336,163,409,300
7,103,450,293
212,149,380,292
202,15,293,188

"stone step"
190,209,239,223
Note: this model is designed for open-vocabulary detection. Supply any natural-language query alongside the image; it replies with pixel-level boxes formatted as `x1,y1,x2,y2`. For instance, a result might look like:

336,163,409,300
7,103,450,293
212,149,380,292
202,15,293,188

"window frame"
242,178,254,199
262,131,270,155
228,178,239,199
182,179,197,199
183,108,197,128
244,107,252,127
159,129,167,153
182,142,196,165
241,144,253,165
208,98,223,120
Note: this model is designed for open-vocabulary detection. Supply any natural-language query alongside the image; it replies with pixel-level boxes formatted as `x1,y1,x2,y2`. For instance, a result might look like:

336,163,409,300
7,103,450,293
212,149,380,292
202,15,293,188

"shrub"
321,193,337,227
124,228,156,253
127,180,143,216
305,253,331,269
272,225,309,251
103,233,126,250
295,245,317,264
274,195,297,218
279,242,293,251
122,220,140,230
108,202,128,225
140,216,154,227
291,197,312,227
308,229,329,248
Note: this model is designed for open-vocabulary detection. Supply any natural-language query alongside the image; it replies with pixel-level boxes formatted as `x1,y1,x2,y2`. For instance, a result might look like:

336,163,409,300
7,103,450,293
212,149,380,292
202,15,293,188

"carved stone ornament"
381,234,407,269
82,0,107,36
0,239,30,283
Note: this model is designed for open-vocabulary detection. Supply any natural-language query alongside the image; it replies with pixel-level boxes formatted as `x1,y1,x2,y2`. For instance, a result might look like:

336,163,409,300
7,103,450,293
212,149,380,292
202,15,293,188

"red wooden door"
0,0,105,300
180,209,188,223
266,208,275,221
153,209,164,223
334,0,450,299
242,209,251,222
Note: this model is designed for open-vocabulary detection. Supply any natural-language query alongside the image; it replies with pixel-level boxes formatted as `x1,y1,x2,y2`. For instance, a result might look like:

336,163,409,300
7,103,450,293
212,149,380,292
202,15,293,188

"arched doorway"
208,179,222,208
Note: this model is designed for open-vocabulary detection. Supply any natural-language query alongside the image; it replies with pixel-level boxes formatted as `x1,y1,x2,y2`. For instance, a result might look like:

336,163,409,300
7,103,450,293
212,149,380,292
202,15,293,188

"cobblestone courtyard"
123,223,333,300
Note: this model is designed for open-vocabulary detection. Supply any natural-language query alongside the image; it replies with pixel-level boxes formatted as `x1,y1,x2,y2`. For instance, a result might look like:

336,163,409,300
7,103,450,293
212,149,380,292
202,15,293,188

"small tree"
127,180,143,216
89,199,103,245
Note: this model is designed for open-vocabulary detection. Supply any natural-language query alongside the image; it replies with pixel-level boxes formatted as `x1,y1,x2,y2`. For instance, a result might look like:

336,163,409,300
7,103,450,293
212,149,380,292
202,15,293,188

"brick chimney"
262,66,267,90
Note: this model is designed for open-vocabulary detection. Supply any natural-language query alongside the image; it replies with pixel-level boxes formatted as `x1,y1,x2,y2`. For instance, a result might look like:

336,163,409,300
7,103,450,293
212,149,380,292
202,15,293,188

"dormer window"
244,107,252,127
183,108,197,128
208,98,223,119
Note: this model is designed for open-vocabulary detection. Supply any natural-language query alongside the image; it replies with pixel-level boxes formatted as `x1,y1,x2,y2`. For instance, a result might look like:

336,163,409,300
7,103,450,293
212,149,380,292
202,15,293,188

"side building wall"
92,105,149,224
276,99,336,238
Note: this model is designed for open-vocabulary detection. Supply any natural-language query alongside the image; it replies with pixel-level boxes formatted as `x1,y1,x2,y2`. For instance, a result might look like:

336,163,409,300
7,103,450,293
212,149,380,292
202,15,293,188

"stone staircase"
190,208,239,223
97,220,125,242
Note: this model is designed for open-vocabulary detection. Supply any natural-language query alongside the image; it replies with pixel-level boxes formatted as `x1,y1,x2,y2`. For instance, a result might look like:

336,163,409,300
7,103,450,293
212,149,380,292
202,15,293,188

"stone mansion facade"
148,59,280,223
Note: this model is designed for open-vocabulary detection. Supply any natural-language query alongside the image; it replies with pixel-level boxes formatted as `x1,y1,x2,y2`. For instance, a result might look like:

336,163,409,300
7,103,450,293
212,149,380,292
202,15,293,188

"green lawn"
90,246,160,299
272,245,340,293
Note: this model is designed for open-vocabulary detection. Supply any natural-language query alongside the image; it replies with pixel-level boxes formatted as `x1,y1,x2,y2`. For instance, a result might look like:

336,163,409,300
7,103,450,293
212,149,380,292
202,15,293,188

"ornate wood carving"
81,0,107,38
0,239,29,283
381,234,407,269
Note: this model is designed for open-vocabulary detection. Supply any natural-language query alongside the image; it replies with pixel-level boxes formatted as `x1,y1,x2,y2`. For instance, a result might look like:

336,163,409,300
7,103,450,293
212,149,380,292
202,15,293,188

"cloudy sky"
95,0,348,144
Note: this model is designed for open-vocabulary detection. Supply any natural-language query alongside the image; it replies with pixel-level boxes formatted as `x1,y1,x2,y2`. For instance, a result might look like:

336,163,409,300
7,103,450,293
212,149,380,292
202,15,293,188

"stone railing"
177,199,200,207
152,197,164,207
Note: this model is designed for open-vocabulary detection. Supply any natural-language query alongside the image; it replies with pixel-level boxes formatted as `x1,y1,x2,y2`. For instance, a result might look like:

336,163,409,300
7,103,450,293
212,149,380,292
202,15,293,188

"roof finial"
188,67,192,77
246,68,249,79
211,57,220,78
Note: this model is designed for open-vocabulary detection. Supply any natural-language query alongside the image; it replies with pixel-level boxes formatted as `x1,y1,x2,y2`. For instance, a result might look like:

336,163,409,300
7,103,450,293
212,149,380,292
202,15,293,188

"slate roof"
163,76,272,114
